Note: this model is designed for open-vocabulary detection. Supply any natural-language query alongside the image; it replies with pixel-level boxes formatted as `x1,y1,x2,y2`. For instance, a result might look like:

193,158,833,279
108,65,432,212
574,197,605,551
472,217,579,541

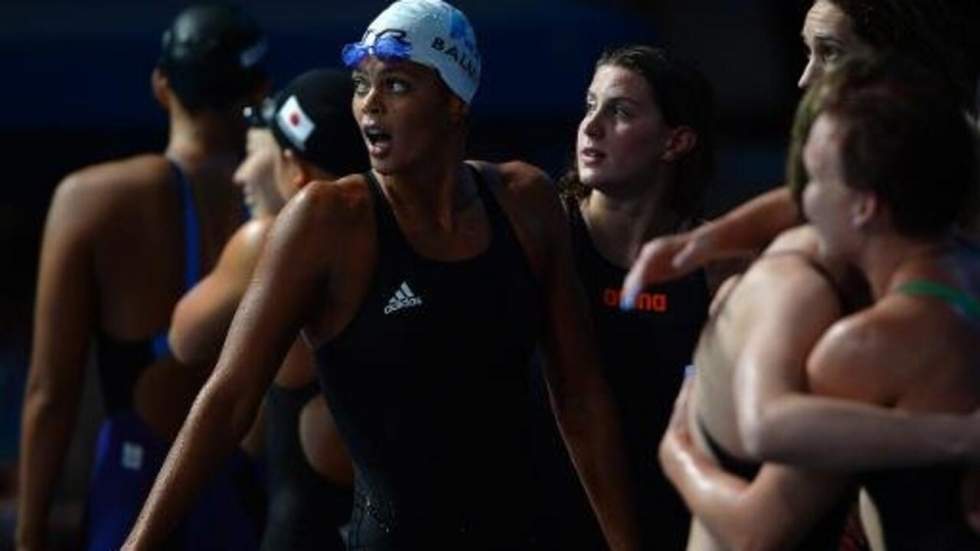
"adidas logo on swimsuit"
384,281,423,314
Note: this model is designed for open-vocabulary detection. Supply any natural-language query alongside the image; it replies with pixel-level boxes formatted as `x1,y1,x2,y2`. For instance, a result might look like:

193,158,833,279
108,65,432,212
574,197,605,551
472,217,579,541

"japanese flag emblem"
276,95,315,151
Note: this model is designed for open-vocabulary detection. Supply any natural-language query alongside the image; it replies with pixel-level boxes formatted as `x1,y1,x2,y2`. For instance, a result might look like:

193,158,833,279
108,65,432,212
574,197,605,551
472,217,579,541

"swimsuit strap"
895,280,980,321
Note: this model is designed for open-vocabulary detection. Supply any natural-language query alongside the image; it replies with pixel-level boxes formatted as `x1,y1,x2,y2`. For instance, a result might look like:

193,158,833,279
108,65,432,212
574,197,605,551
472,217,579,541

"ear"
151,68,171,111
283,149,313,190
447,95,469,126
662,126,698,162
851,191,878,229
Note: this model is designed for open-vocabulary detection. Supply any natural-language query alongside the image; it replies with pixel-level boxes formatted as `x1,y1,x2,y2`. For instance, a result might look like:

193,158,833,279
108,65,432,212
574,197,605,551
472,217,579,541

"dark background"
0,0,812,455
0,0,810,543
0,0,810,336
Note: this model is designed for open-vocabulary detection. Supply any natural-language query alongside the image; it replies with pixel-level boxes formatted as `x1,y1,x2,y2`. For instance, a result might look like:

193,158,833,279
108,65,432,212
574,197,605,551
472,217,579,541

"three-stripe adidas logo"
384,281,423,315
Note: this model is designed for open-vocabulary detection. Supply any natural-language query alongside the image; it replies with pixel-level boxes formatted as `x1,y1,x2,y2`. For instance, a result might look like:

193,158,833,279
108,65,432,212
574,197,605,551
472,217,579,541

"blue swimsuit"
84,161,263,551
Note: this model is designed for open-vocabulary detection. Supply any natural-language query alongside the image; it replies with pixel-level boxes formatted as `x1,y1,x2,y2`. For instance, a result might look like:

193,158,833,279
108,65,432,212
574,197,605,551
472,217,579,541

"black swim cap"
246,69,368,178
158,3,268,113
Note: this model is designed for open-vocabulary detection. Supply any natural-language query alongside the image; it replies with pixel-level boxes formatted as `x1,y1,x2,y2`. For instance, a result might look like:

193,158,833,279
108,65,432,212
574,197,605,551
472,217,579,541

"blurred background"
0,0,810,546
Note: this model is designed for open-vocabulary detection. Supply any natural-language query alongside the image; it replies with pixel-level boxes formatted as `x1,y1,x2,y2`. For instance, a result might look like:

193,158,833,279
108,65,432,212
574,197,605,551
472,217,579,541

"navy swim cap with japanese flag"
247,69,368,178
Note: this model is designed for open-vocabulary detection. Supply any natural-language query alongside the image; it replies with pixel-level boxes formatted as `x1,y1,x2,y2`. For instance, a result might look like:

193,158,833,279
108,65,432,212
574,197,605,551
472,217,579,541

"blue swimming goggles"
341,34,412,68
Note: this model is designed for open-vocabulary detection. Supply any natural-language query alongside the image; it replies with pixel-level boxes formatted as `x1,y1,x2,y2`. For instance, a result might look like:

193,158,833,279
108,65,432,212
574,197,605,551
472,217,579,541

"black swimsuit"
860,278,980,550
262,381,351,550
315,167,542,549
530,201,709,550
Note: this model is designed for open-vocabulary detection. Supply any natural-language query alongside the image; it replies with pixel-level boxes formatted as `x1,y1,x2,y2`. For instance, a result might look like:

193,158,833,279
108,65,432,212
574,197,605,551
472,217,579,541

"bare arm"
123,188,332,548
660,380,849,551
168,219,269,366
741,312,980,468
16,177,99,550
511,165,639,550
622,187,797,304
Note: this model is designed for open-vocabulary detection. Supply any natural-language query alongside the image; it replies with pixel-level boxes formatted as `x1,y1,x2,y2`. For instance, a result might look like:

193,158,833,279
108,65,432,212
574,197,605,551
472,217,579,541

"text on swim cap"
431,37,478,81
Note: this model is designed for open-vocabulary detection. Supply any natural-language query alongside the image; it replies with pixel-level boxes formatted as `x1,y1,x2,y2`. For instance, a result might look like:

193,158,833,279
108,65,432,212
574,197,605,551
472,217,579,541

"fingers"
620,237,682,310
671,238,703,273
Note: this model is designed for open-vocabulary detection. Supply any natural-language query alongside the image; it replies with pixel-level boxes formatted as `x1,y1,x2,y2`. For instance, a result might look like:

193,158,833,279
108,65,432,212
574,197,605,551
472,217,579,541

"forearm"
706,187,799,254
15,390,80,549
748,394,974,468
123,381,254,548
551,378,640,551
664,442,768,551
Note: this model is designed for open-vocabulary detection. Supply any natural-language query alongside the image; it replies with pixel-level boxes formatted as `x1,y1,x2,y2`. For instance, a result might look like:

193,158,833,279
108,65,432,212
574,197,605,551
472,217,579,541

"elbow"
737,406,777,462
168,305,206,367
167,326,191,365
22,375,73,423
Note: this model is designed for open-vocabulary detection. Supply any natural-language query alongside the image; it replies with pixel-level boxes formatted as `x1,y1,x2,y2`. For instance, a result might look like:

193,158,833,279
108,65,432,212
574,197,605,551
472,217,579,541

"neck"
856,231,952,299
375,136,469,231
166,111,243,179
581,172,683,268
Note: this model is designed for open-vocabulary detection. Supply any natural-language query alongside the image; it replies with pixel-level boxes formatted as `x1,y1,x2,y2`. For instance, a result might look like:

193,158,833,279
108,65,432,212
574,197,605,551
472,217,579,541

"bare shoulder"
491,160,554,202
59,154,171,199
766,225,821,255
474,160,561,228
48,154,170,233
267,174,374,264
807,305,902,403
290,174,372,228
221,218,275,274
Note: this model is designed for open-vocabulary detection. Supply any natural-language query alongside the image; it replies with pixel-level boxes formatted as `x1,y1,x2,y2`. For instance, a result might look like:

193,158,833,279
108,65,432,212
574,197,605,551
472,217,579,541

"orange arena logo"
603,288,668,312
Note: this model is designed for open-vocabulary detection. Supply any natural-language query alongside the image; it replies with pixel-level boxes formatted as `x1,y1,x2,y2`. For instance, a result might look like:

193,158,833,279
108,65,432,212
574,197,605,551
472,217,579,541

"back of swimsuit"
85,161,262,551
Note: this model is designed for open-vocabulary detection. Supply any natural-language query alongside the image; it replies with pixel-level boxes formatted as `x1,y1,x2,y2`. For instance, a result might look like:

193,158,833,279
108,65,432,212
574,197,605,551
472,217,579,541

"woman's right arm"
622,187,797,303
17,176,99,551
123,187,336,549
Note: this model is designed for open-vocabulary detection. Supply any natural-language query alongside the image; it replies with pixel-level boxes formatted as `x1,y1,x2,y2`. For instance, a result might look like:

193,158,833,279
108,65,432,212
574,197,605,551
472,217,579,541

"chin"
577,169,599,187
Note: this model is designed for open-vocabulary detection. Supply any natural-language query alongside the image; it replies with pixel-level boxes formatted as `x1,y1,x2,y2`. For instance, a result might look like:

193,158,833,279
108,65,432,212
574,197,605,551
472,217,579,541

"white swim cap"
342,0,481,104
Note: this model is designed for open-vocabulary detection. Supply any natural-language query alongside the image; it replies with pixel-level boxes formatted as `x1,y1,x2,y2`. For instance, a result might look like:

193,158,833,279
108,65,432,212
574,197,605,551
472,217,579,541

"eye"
585,98,597,114
386,77,409,94
613,105,633,119
352,75,369,97
813,43,844,66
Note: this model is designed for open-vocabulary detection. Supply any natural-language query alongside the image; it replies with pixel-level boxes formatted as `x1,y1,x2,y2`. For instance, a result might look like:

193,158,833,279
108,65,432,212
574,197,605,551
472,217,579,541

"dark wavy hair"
559,45,715,224
814,0,979,114
791,55,979,238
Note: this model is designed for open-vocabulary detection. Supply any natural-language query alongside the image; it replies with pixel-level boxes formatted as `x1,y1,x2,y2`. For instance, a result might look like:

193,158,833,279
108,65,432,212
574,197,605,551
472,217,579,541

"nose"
357,84,384,116
581,109,603,139
798,58,818,89
232,160,249,188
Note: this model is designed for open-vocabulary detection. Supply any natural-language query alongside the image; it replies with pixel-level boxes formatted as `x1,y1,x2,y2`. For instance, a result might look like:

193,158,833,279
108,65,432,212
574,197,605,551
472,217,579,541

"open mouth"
363,124,393,156
580,147,606,164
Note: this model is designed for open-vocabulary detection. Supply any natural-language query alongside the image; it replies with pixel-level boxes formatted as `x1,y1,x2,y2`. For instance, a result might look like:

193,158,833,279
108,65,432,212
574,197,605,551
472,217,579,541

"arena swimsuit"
85,160,262,551
696,251,860,550
262,382,350,550
315,166,541,550
858,279,980,550
529,200,709,550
